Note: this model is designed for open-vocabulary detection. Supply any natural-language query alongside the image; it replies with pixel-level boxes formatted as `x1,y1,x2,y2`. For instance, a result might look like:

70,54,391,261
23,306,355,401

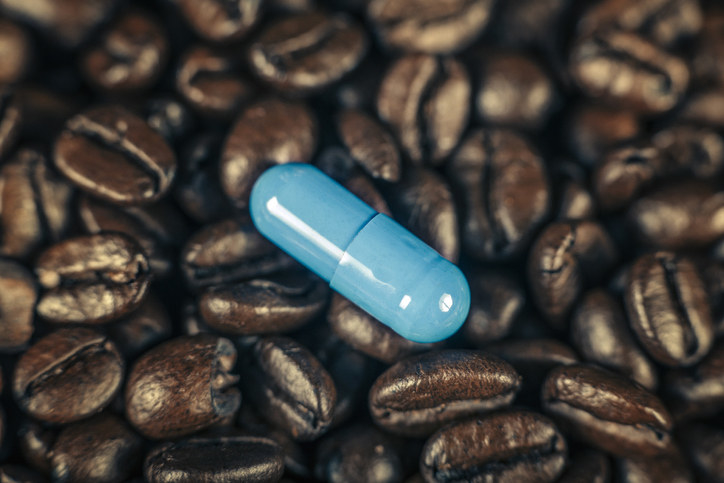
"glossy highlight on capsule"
249,163,470,343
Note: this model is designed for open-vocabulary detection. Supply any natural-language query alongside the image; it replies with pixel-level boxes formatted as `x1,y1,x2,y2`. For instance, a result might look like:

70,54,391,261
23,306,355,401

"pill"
250,163,470,343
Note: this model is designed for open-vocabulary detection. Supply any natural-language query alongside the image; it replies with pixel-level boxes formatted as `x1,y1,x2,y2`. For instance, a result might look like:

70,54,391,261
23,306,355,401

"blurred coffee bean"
171,0,262,43
50,414,143,483
570,30,689,114
691,9,724,86
369,350,521,436
0,149,73,259
462,271,524,345
106,294,171,359
54,106,177,205
377,54,469,165
678,423,724,482
594,144,664,212
0,259,36,352
0,18,30,85
13,86,75,144
553,160,597,221
12,328,124,424
18,422,55,475
144,97,195,146
558,449,610,483
652,125,724,178
572,289,658,390
125,334,241,439
220,98,317,208
490,0,569,47
542,364,673,457
616,449,694,483
367,0,494,54
35,232,151,324
625,252,714,367
450,128,550,261
337,109,401,182
665,340,724,421
528,220,618,327
567,104,641,167
242,337,336,441
678,87,724,129
0,466,45,483
0,89,21,160
420,410,567,483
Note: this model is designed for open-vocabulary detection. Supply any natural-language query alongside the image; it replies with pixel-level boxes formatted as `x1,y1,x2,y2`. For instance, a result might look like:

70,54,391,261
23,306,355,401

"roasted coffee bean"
0,89,21,160
144,97,195,146
450,128,550,261
0,259,36,352
570,30,689,114
572,289,658,390
18,422,55,475
0,149,73,259
678,87,724,129
0,18,30,85
420,410,567,483
145,435,284,483
528,220,618,327
337,109,401,182
54,106,177,205
692,10,724,86
462,271,524,346
125,334,240,439
12,328,124,424
616,448,694,483
106,294,171,359
678,423,724,482
171,0,262,43
50,414,143,483
625,252,714,367
652,125,724,178
377,54,469,165
367,0,495,54
542,364,673,457
0,466,45,483
35,232,151,324
665,340,724,421
220,98,317,208
369,350,521,436
489,0,569,48
567,104,641,167
553,160,597,221
558,449,610,483
242,336,337,441
13,86,74,145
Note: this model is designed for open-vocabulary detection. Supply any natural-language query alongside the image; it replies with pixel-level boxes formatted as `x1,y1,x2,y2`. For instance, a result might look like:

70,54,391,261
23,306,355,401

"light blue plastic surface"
250,163,470,343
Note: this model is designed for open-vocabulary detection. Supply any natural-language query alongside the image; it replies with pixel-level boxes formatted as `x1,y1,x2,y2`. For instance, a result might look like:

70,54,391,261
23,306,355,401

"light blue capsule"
249,163,470,343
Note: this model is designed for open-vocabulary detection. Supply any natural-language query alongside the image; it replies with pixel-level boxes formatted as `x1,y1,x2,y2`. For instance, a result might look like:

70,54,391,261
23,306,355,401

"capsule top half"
249,163,470,343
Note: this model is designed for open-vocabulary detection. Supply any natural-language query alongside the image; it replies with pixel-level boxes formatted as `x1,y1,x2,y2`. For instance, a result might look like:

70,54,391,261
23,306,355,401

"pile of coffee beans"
1,0,724,481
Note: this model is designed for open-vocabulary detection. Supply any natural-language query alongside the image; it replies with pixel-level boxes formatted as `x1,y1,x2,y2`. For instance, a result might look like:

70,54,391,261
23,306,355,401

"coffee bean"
542,363,673,457
13,86,75,145
172,0,262,43
125,334,241,439
0,89,21,161
0,466,45,483
489,0,569,48
567,104,641,167
12,328,124,423
54,105,177,205
616,448,694,483
450,128,550,260
0,18,30,85
678,87,724,129
558,449,610,483
692,10,724,86
144,97,195,146
652,125,724,178
420,410,567,483
377,54,470,165
106,294,171,359
369,350,521,436
625,252,714,367
665,340,724,421
552,160,597,221
462,271,524,345
0,259,36,352
35,232,151,324
678,423,724,482
18,422,55,476
337,109,401,182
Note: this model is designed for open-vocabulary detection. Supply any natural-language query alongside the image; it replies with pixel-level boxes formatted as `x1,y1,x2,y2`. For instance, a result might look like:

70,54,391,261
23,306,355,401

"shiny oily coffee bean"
0,90,21,160
367,0,495,54
145,435,284,483
0,18,30,85
171,0,262,43
421,410,567,483
528,220,618,328
625,252,714,367
125,334,241,439
462,271,524,346
678,423,724,482
567,103,641,167
369,350,521,436
12,328,124,424
106,294,172,359
50,414,143,483
617,448,694,483
54,105,177,205
0,259,36,352
569,30,689,114
449,128,550,261
652,125,724,179
220,98,317,209
35,232,151,324
558,449,611,483
242,336,337,441
337,109,401,182
665,340,724,421
377,54,470,166
0,149,73,259
81,10,168,93
249,12,367,94
199,272,327,335
572,289,658,390
542,364,674,457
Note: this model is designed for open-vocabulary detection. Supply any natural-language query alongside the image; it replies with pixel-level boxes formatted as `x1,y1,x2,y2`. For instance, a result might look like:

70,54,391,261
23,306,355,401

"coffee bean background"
1,0,724,481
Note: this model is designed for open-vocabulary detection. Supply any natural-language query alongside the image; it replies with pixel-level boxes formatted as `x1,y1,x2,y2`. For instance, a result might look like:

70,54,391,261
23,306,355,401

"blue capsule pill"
249,163,470,343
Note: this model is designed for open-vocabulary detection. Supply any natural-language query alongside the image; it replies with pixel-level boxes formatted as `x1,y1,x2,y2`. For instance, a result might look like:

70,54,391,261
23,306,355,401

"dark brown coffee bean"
0,89,21,160
377,54,470,165
369,350,521,436
462,271,524,345
0,466,45,483
567,104,641,167
450,128,550,260
542,364,673,457
616,448,693,483
652,125,724,178
12,328,124,424
18,422,55,475
692,10,724,86
678,87,724,129
553,160,597,221
0,149,73,259
420,410,567,483
145,435,284,483
144,97,195,145
172,0,262,43
558,449,610,483
528,220,618,327
337,109,401,182
625,252,714,367
665,340,724,421
0,259,36,352
54,105,177,205
13,86,74,145
572,289,658,390
249,12,367,93
106,294,171,359
367,0,495,54
489,0,569,48
242,336,337,441
570,30,689,114
220,98,317,208
125,334,241,439
50,414,143,483
35,232,151,324
678,423,724,482
0,18,30,85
